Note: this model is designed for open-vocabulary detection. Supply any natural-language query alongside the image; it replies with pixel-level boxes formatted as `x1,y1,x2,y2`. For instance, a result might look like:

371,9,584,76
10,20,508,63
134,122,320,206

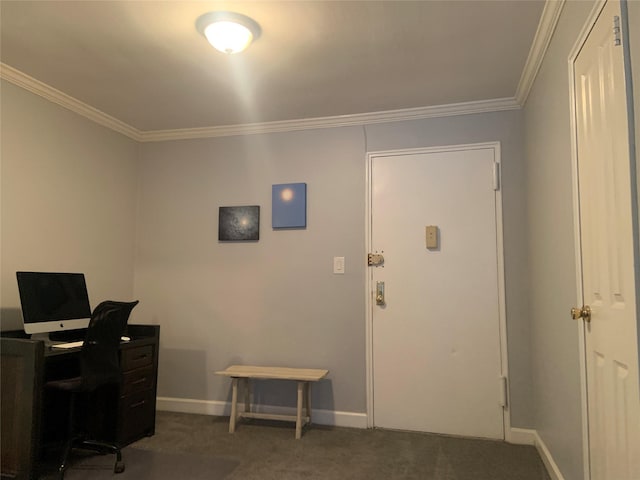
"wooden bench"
215,365,329,439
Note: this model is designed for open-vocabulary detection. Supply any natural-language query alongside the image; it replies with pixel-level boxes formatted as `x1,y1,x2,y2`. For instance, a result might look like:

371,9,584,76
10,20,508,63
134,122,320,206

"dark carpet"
53,447,239,480
41,411,551,480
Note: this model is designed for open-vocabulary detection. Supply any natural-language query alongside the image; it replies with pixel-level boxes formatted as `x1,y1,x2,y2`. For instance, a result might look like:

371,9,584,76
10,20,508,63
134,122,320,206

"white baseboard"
156,396,369,429
506,427,536,445
533,431,565,480
506,427,564,480
157,399,564,479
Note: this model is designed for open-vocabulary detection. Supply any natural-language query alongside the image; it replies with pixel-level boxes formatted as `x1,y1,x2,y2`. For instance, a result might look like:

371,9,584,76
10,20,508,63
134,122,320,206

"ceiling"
0,1,545,134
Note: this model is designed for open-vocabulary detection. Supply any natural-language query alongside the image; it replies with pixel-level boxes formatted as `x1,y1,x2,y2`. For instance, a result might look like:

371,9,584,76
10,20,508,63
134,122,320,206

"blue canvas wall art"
272,183,307,228
218,206,260,241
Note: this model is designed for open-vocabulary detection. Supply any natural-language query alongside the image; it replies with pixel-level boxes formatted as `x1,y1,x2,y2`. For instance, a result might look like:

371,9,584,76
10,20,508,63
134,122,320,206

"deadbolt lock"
571,305,591,322
368,253,384,267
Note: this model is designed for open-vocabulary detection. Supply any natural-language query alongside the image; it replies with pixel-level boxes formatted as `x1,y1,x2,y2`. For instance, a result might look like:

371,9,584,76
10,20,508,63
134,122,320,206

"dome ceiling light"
196,11,261,55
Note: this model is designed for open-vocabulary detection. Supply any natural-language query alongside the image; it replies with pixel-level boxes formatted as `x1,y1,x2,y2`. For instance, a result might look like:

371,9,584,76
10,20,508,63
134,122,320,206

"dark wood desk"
1,324,159,480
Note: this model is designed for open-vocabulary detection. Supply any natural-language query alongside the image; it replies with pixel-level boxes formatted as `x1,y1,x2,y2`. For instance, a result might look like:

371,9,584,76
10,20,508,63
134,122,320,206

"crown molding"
0,62,520,142
1,62,519,141
0,62,143,141
515,0,566,106
2,0,563,142
138,97,520,142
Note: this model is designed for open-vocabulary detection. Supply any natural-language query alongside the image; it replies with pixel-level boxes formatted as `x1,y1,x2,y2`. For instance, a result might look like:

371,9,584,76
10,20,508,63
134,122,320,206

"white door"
369,145,505,439
574,1,640,479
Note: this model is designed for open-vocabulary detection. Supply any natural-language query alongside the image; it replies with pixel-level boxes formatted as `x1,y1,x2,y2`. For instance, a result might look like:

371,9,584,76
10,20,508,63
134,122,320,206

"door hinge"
493,162,501,191
614,16,621,46
499,376,508,407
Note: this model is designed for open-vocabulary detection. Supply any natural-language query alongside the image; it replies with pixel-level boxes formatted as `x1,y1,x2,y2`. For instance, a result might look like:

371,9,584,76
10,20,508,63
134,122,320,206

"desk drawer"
121,345,153,371
122,365,155,396
118,390,155,444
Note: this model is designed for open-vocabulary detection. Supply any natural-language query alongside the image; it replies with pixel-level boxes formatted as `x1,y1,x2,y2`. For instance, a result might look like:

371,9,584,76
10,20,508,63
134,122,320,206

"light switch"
426,226,438,249
333,256,345,274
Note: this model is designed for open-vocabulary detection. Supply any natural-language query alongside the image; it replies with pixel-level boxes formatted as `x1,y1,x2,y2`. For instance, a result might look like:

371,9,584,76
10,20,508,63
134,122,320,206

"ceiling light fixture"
196,11,261,55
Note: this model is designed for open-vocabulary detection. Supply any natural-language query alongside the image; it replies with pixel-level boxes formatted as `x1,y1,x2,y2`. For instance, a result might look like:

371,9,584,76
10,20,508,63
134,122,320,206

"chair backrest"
80,300,139,391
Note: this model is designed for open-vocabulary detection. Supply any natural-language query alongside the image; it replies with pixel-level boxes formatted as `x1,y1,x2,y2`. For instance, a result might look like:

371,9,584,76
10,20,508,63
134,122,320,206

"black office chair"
46,300,139,479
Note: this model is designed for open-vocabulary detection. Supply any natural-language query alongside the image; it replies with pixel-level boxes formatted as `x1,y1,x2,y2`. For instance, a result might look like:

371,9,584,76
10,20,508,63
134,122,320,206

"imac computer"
16,271,91,343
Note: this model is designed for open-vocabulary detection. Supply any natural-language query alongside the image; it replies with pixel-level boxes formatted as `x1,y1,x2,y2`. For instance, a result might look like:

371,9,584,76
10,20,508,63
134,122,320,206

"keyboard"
51,336,131,349
51,340,84,349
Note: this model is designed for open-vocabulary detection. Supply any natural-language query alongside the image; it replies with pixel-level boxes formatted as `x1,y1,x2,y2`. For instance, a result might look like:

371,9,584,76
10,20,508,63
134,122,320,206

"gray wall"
0,74,530,426
0,80,140,329
3,2,640,475
135,110,532,426
521,1,640,478
0,47,530,434
134,128,367,412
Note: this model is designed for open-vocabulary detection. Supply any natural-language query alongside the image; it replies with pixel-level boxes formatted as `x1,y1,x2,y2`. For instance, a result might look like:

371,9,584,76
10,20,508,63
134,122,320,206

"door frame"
568,1,639,478
364,142,511,438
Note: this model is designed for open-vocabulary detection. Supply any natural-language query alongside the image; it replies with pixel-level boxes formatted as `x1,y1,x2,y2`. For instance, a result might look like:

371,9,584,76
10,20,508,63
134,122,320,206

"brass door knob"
571,305,591,322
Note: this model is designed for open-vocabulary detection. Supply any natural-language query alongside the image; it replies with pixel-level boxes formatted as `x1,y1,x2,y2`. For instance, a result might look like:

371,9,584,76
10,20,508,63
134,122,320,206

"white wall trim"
534,431,567,480
156,396,368,429
507,428,566,479
507,427,536,445
0,62,143,141
364,149,374,428
1,1,564,142
568,45,591,480
567,2,609,479
136,98,519,141
158,398,561,478
493,142,512,439
515,0,566,106
364,142,510,439
1,62,519,142
567,0,607,61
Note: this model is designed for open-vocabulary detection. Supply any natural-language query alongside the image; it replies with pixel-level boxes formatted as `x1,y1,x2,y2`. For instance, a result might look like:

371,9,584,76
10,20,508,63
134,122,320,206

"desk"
216,365,329,439
0,324,159,480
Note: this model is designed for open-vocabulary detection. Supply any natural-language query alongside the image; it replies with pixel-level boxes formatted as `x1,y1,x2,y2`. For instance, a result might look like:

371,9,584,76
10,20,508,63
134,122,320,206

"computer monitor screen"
16,271,92,335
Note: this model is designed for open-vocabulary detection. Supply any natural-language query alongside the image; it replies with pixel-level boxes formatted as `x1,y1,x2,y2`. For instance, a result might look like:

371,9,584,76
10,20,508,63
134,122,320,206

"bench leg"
296,381,304,439
305,382,312,424
244,378,251,413
230,377,238,433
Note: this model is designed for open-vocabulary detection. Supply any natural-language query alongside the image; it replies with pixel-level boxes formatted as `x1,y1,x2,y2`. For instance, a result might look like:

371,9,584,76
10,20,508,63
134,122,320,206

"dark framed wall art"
218,206,260,241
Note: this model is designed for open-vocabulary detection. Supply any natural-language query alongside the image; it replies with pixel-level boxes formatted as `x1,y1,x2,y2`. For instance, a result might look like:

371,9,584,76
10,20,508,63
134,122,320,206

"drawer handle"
135,354,150,360
131,400,146,408
131,378,147,385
